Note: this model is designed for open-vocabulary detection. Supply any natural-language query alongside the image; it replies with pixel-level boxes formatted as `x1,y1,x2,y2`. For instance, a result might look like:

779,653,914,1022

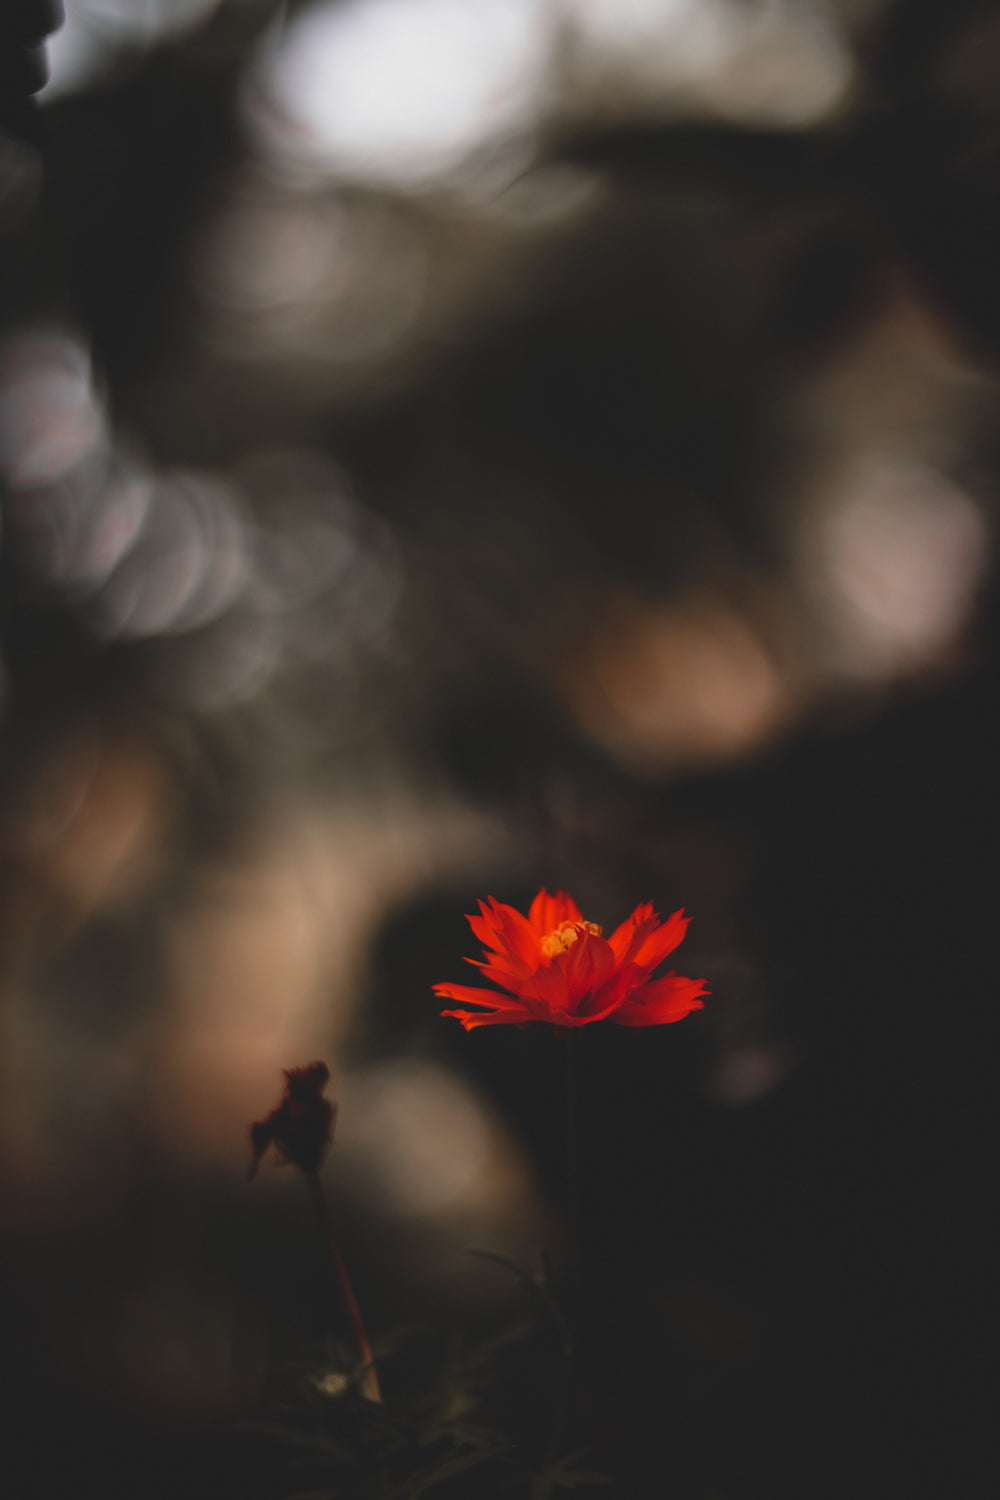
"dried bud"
249,1061,337,1178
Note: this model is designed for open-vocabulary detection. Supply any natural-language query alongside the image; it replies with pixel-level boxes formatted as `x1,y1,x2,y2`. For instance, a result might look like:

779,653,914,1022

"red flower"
435,888,708,1031
249,1061,337,1177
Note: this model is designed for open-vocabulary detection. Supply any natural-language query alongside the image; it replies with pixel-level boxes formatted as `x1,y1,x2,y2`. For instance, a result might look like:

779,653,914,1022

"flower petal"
607,902,658,964
468,907,502,950
582,956,645,1017
524,956,571,1016
441,1005,537,1030
470,894,530,966
632,909,690,972
609,972,708,1026
465,954,535,989
528,887,585,935
566,932,617,1014
488,897,543,966
433,981,516,1010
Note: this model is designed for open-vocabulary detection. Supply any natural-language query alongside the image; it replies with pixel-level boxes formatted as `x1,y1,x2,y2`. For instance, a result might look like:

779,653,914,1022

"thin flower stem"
305,1168,382,1403
565,1029,582,1326
546,1029,581,1466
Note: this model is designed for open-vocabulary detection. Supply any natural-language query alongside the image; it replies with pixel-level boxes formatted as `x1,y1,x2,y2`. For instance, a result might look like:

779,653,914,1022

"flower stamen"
540,919,602,959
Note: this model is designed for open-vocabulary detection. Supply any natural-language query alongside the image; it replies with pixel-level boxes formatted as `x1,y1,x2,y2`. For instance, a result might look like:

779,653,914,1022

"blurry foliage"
250,1248,611,1500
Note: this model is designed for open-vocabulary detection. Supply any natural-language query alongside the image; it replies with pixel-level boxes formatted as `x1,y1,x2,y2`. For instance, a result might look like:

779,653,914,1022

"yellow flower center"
540,919,602,959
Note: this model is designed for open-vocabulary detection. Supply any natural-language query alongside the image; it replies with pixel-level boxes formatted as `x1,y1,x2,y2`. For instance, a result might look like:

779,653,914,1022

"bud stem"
305,1168,382,1403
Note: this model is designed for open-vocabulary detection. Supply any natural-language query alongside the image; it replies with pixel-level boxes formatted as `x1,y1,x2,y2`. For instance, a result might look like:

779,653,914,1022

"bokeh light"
39,0,224,101
335,1057,530,1226
564,0,853,126
566,590,793,776
246,0,855,193
194,177,431,374
0,331,103,490
250,0,552,188
804,454,990,677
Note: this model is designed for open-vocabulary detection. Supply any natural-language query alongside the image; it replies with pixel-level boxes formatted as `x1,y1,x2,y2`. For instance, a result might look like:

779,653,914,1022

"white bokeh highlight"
809,455,990,676
252,0,552,186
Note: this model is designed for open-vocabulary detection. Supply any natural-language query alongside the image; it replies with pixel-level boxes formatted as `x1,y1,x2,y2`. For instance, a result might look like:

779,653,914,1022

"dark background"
2,2,1000,1496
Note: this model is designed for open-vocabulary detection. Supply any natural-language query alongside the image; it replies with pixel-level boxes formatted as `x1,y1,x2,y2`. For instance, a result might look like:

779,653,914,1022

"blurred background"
3,0,1000,1495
